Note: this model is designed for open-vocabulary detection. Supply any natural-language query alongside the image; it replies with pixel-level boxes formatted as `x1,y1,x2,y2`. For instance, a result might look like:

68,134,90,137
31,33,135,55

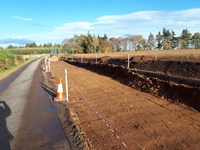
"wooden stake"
128,54,130,69
65,68,69,102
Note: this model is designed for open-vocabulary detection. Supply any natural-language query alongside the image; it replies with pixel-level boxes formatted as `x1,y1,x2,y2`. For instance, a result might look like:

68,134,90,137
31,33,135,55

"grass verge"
0,57,37,81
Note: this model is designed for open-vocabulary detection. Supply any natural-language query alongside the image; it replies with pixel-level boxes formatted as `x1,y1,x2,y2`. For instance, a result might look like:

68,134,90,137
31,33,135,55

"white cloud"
7,8,200,44
52,22,93,34
12,16,33,21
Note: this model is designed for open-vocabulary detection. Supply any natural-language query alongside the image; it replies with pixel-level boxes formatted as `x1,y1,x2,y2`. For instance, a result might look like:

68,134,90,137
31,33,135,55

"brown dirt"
67,61,200,111
70,55,200,81
49,61,200,150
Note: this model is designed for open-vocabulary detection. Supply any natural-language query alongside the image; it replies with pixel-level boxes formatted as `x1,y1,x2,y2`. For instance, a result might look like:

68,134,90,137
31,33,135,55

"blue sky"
0,0,200,46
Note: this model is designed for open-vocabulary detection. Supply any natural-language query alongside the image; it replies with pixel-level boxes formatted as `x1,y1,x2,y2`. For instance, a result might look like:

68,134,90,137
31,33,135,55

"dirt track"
50,61,200,149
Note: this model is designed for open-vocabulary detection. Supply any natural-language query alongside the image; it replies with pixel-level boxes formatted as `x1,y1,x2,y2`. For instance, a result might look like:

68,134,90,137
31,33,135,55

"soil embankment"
66,56,200,112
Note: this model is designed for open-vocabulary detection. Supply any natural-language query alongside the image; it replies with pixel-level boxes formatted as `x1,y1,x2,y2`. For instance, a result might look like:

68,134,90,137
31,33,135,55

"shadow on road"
0,101,13,150
40,82,56,101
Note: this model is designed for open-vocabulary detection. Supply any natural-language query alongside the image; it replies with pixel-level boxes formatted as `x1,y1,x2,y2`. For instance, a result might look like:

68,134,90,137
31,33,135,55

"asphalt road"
0,58,71,150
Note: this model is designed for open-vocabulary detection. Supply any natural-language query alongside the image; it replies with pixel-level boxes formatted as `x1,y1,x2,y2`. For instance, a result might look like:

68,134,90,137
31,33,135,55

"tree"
75,35,85,53
120,37,128,51
140,39,148,50
62,38,77,54
181,29,191,49
25,42,37,48
86,32,95,53
98,34,112,53
192,32,200,49
7,45,15,49
156,31,162,50
147,33,155,50
103,34,108,40
46,42,52,47
162,28,172,50
162,28,171,40
127,35,144,51
109,37,121,52
178,38,187,49
171,30,178,49
136,45,142,51
163,38,172,50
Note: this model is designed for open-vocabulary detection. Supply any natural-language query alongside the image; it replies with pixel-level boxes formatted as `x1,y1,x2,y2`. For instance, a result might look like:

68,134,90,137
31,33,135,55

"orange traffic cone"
54,78,65,101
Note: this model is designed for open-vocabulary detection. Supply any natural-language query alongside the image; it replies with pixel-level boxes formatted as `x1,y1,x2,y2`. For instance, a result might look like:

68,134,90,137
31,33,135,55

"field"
0,51,47,81
0,48,51,70
44,50,200,149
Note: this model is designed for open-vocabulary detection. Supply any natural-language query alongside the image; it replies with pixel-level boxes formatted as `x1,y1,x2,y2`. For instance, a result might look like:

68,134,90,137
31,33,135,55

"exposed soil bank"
66,60,200,112
70,55,200,80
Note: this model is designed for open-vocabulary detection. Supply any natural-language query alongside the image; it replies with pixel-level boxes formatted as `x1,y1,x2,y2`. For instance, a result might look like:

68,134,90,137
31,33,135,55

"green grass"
0,57,37,81
0,48,51,81
6,48,52,55
0,51,25,71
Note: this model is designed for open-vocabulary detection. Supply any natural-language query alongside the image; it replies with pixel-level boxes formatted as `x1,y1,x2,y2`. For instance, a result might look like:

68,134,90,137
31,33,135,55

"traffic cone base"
54,97,66,101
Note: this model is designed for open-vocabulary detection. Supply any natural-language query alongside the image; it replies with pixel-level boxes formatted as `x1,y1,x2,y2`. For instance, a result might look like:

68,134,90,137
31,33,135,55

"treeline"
25,42,61,48
62,28,200,54
0,48,53,55
62,34,112,54
8,48,52,55
4,42,61,49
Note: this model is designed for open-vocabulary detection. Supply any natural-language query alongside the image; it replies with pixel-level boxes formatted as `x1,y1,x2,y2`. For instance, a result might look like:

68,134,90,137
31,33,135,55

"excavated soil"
49,60,200,150
67,61,200,112
66,55,200,111
70,55,200,80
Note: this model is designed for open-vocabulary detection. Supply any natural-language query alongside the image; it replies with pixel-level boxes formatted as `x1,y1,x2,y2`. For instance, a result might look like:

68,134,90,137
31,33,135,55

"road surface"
0,58,71,150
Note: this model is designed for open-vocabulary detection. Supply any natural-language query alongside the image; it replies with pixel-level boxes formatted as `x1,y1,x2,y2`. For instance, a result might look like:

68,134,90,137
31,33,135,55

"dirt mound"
130,60,200,80
106,57,200,80
66,61,200,112
69,55,200,80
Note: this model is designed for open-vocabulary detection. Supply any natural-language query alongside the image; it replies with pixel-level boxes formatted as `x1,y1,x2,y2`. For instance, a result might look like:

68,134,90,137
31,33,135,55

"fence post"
48,58,50,72
45,57,48,72
65,68,69,102
95,54,97,64
14,55,17,65
81,55,83,63
155,54,157,61
6,58,8,66
128,54,130,69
